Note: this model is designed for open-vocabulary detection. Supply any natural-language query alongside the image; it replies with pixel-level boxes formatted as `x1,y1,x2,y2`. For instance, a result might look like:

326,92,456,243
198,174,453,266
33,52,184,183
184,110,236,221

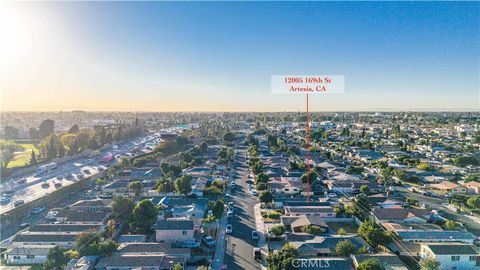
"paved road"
0,132,164,215
223,152,261,270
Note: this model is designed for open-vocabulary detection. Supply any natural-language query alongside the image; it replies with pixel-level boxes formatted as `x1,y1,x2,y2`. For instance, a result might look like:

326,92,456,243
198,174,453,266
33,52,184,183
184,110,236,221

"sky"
1,1,479,112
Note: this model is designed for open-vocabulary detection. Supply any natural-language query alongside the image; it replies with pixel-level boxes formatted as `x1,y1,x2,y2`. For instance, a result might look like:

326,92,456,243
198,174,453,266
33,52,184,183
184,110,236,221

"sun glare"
0,4,32,68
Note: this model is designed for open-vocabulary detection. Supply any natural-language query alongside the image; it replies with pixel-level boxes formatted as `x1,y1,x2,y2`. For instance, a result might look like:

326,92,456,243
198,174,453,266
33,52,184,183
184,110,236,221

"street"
223,152,261,270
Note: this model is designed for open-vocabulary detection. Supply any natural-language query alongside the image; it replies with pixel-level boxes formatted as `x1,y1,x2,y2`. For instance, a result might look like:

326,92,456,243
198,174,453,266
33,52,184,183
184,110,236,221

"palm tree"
201,214,217,236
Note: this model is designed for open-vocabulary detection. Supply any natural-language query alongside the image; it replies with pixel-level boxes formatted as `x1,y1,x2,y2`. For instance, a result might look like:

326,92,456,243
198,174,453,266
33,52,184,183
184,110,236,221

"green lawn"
7,144,39,169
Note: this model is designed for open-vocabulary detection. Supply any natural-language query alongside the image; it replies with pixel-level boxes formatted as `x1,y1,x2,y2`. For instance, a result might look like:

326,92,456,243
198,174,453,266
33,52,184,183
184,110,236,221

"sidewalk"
211,212,228,270
254,203,268,270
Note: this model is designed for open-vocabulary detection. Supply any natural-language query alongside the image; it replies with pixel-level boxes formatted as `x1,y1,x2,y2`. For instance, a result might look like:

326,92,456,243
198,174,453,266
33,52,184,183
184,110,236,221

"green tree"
357,258,381,270
96,240,117,256
64,249,80,260
420,256,440,270
112,196,135,220
76,231,101,256
444,220,459,230
44,246,67,270
255,172,269,184
259,191,273,204
68,124,80,133
467,196,480,210
128,181,143,196
39,119,55,139
360,185,370,194
132,199,158,232
269,225,286,237
358,220,391,248
208,199,225,219
172,263,183,270
338,228,347,236
174,174,192,195
29,150,37,165
222,131,236,144
0,140,23,169
266,243,298,270
335,240,357,256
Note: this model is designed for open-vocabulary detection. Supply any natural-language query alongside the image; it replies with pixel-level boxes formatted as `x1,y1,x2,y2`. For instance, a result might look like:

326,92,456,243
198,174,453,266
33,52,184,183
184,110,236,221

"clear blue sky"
2,1,479,111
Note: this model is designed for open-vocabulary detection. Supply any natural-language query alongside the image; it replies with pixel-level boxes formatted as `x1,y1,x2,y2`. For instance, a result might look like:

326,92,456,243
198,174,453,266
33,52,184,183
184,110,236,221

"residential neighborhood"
1,112,480,270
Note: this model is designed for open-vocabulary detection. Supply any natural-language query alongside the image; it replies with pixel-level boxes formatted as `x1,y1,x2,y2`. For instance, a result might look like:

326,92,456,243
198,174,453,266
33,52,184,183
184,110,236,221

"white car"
227,209,234,217
327,193,337,198
226,224,233,234
251,230,259,240
250,189,258,196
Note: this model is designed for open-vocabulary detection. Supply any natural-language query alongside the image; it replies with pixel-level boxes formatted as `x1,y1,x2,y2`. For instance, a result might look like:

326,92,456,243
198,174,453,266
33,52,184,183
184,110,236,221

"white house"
155,220,196,242
420,243,479,270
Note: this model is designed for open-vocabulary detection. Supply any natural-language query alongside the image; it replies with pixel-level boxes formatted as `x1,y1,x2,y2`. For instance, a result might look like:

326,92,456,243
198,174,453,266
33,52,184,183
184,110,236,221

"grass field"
7,143,39,169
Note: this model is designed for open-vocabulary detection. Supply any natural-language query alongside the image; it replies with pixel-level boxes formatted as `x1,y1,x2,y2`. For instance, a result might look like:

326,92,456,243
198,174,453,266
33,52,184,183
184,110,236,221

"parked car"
32,207,46,214
14,200,25,207
202,235,215,247
227,209,234,217
17,178,27,184
226,224,233,234
0,196,11,204
230,182,236,189
327,193,337,198
41,182,50,189
251,230,259,240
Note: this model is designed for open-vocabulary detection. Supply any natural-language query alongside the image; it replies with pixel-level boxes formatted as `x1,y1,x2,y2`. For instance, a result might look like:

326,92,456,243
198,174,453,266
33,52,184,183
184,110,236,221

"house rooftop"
155,220,194,230
425,243,478,255
29,224,101,233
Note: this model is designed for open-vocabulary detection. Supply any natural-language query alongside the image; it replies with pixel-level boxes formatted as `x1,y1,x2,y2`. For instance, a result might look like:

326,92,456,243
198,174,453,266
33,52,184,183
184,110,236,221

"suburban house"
11,233,77,248
372,208,431,224
420,243,480,270
53,209,109,224
155,220,196,242
5,246,52,265
95,254,186,270
70,199,113,212
290,215,329,234
395,230,475,244
461,181,480,194
288,235,365,257
430,181,467,194
6,223,104,265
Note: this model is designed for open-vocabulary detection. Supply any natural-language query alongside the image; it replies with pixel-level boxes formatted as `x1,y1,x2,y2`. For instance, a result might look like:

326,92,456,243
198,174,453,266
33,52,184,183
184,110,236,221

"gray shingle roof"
96,254,185,268
427,244,478,255
397,230,474,241
155,220,194,230
13,233,77,242
29,224,101,232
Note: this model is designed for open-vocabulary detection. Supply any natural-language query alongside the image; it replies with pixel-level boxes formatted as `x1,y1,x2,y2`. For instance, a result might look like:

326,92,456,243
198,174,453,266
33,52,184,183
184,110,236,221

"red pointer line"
306,93,310,203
